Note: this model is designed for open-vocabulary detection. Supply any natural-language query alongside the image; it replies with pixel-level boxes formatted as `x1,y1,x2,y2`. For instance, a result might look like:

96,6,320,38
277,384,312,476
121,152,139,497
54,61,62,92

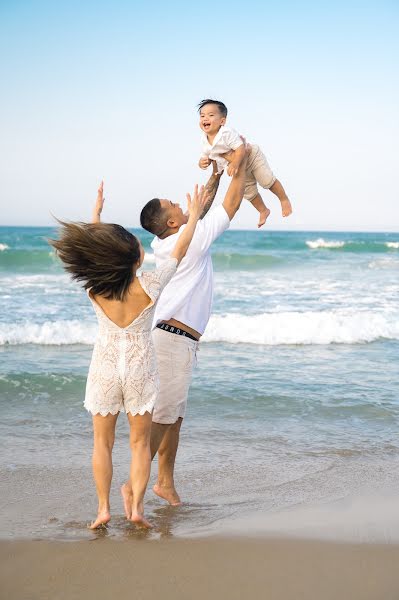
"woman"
49,182,208,528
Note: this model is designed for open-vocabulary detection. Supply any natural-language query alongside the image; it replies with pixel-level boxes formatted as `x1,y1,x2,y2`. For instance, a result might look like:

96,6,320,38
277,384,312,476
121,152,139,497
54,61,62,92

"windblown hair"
49,221,141,301
197,98,228,118
140,198,169,236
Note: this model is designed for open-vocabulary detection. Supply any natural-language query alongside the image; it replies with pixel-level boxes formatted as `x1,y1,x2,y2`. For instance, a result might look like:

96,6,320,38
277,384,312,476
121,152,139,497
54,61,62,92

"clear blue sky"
1,0,398,230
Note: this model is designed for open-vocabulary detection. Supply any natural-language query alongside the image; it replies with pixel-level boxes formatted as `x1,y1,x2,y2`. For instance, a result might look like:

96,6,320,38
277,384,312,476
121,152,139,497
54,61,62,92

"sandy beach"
1,537,399,600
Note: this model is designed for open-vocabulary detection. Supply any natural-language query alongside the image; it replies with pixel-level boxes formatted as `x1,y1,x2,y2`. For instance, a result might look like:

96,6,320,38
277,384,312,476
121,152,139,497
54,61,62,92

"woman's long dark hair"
49,222,141,301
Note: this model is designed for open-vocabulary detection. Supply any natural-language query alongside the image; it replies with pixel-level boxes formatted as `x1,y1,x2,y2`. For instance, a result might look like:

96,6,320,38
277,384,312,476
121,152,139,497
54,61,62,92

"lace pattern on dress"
84,257,178,416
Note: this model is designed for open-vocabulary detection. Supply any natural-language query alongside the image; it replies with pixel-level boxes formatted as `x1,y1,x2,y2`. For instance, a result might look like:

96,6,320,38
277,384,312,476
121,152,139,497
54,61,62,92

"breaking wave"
203,310,399,345
306,238,399,252
1,310,398,346
306,239,345,249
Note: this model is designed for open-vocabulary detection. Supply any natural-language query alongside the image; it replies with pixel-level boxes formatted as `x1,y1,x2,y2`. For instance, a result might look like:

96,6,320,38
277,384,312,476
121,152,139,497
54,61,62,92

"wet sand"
1,537,399,600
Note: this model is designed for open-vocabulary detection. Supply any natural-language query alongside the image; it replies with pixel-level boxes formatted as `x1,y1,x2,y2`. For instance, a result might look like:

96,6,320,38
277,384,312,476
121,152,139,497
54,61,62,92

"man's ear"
166,216,177,229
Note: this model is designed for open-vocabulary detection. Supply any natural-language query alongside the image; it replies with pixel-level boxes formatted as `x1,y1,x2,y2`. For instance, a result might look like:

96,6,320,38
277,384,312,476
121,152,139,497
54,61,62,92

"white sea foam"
203,310,399,345
306,238,345,249
386,242,399,249
368,257,399,270
1,310,399,346
0,320,97,346
0,273,71,291
0,243,9,251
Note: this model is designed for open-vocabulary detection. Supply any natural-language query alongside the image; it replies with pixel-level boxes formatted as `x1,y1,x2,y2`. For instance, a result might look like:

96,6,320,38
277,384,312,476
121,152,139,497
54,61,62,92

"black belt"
156,322,198,341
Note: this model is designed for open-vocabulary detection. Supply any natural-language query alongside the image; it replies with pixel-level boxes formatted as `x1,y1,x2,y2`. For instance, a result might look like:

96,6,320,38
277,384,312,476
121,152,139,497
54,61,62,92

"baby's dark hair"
197,99,228,118
49,221,141,301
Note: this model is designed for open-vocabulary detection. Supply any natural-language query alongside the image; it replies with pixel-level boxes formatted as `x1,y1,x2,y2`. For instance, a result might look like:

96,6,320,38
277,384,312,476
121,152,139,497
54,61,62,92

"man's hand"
199,156,211,170
186,184,210,220
211,160,220,175
92,180,104,223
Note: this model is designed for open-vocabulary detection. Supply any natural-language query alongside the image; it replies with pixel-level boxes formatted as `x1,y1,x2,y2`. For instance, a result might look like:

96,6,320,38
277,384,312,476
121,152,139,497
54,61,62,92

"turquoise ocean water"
0,226,398,540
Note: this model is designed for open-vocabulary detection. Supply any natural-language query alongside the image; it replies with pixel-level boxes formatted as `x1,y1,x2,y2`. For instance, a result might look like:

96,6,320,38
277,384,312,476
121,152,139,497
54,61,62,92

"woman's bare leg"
90,412,119,529
127,411,153,528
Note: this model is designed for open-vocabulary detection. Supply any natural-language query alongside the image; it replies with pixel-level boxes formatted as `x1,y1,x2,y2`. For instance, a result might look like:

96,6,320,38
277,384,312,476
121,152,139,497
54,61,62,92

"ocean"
1,225,398,541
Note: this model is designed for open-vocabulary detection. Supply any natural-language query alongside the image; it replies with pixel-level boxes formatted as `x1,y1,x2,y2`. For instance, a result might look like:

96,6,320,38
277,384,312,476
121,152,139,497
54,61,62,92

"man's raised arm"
200,161,223,219
222,148,248,221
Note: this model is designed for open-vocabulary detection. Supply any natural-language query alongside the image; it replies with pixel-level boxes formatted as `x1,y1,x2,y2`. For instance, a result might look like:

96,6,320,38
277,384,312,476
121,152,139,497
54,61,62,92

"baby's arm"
226,144,246,177
222,136,250,176
223,129,245,176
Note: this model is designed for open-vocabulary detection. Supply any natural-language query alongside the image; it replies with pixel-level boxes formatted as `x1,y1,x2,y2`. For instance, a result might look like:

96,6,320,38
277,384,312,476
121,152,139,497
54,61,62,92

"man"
121,148,248,513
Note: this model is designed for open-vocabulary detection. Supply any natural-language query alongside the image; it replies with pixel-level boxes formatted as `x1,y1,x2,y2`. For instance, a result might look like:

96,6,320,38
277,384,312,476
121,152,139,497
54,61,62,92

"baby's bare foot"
281,198,292,217
88,510,111,530
130,512,153,529
258,208,271,228
120,483,133,519
153,483,182,506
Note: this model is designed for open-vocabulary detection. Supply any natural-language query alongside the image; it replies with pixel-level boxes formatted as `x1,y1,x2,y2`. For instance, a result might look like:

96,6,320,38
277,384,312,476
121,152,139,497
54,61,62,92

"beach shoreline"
2,536,399,600
2,460,399,544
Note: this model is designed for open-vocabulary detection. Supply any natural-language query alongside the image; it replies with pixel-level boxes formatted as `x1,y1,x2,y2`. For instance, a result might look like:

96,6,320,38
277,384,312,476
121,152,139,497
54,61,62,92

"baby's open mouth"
203,123,210,128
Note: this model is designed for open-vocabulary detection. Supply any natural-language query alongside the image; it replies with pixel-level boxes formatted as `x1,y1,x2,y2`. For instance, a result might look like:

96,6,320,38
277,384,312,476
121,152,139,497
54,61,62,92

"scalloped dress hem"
83,402,155,418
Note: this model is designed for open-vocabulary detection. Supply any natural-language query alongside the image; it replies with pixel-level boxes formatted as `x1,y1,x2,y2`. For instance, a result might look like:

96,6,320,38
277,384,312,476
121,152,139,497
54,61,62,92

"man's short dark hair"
197,99,228,118
140,198,169,236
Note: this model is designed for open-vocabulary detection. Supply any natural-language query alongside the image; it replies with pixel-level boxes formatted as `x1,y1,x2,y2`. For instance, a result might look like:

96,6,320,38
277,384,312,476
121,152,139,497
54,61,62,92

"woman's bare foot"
281,198,292,217
258,207,270,228
89,510,111,530
153,483,182,506
120,483,133,519
130,512,153,529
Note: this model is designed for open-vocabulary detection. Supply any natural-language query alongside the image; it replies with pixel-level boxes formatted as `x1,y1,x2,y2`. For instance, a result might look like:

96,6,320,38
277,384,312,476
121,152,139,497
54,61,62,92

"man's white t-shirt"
201,125,243,174
151,205,230,335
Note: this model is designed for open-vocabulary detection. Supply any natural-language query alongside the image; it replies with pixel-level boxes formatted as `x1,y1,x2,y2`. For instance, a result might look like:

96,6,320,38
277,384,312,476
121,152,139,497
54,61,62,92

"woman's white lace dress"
84,258,178,416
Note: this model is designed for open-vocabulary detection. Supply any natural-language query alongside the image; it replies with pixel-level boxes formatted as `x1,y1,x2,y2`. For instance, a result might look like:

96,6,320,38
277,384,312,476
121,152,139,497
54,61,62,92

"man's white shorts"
152,327,198,425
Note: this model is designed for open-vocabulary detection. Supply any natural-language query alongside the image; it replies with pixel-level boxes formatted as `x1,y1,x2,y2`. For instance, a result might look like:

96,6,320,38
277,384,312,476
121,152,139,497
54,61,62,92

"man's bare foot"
258,207,271,228
130,512,153,529
120,483,133,519
88,510,111,530
281,198,292,217
153,483,182,506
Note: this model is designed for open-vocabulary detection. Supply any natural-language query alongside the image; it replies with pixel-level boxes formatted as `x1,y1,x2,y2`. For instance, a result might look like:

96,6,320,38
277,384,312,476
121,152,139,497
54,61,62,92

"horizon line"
1,224,399,235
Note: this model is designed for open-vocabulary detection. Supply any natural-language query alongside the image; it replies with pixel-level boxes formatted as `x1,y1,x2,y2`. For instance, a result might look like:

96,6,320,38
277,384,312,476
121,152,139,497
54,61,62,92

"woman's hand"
92,181,104,223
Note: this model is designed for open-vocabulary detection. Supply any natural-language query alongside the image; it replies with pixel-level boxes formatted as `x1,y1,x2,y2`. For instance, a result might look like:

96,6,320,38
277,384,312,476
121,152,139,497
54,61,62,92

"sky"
0,0,398,231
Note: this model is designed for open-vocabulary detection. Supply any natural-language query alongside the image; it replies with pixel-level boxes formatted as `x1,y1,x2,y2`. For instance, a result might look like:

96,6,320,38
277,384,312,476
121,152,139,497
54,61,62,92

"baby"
198,99,292,227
